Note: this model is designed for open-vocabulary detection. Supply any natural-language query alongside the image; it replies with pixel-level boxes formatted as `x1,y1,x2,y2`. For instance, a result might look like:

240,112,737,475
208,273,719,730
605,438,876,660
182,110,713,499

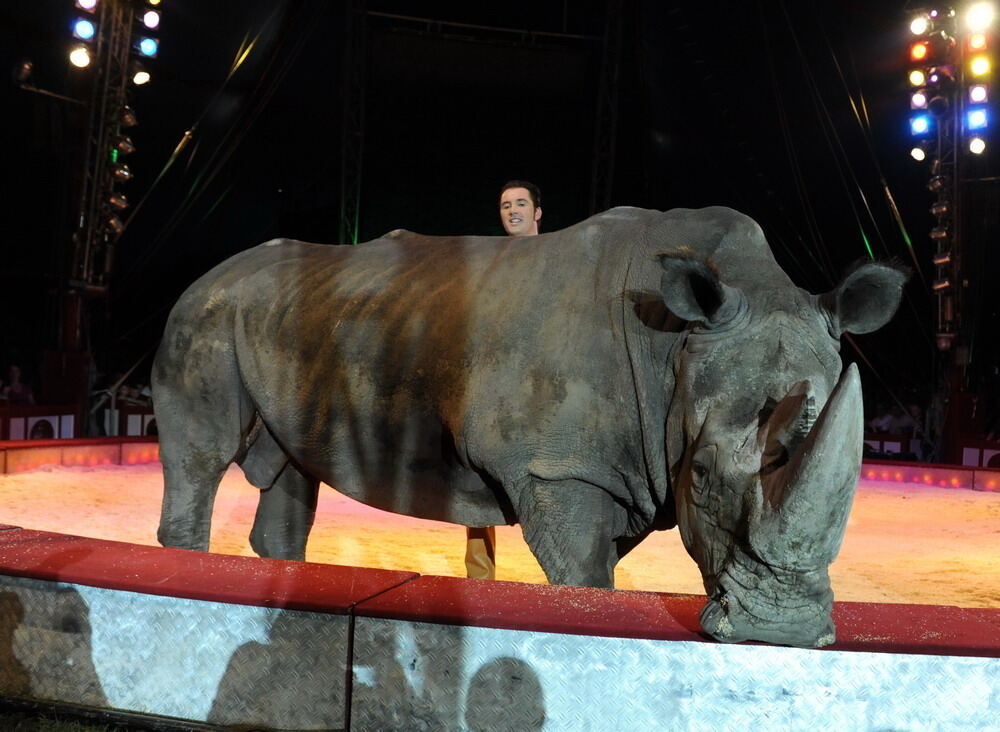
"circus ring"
1,438,998,730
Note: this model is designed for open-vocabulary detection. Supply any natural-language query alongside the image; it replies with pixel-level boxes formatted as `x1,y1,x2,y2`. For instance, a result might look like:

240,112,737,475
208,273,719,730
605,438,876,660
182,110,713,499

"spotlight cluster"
908,4,995,349
69,0,162,85
908,3,994,160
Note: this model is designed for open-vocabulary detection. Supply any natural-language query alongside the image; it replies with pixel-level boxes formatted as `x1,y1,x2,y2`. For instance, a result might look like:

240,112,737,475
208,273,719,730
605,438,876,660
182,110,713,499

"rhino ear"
822,261,909,335
658,252,744,329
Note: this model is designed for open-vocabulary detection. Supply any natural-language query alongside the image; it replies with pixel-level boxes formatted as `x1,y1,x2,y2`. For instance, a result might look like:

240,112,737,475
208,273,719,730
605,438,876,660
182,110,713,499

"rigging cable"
821,15,927,286
119,1,324,283
779,0,892,264
118,20,276,238
760,0,838,285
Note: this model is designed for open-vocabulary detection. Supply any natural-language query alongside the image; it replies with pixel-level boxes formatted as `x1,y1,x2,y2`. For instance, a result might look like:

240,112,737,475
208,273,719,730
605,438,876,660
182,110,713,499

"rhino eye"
690,445,715,492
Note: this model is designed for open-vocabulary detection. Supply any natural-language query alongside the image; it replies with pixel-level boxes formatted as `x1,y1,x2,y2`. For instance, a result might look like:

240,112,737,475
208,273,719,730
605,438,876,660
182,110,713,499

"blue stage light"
968,107,989,130
910,114,932,135
137,37,159,57
73,18,96,40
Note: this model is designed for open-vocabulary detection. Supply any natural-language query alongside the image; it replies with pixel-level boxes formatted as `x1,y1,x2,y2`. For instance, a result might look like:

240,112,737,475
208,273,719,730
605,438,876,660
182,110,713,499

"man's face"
499,187,541,237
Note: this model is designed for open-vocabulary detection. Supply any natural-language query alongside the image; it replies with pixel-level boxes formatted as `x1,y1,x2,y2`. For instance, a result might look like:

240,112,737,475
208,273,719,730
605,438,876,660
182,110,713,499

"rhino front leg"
249,461,319,561
516,479,627,589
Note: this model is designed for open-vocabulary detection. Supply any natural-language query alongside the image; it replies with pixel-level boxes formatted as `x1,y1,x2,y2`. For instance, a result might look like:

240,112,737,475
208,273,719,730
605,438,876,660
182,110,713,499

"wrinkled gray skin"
154,206,906,647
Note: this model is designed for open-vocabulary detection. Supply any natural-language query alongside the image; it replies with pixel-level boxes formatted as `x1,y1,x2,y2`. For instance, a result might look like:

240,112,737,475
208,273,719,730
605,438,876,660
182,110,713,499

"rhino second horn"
750,363,863,569
758,380,817,482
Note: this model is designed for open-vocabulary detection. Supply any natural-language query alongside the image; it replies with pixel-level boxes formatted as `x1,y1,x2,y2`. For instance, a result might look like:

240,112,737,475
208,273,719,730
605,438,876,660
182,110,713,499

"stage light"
75,0,98,11
911,90,929,108
928,175,947,191
112,163,132,181
930,226,949,240
970,136,987,154
69,45,92,68
142,10,160,29
911,15,930,34
106,215,125,236
909,69,927,86
114,135,136,155
130,61,150,85
120,105,137,126
910,114,931,135
911,146,927,161
968,106,989,129
136,37,159,57
970,83,989,102
971,54,991,76
910,41,930,61
927,65,955,86
14,59,33,84
72,18,96,41
967,2,996,32
933,251,953,266
932,278,952,291
970,32,988,50
930,201,951,216
148,0,161,5
108,192,129,211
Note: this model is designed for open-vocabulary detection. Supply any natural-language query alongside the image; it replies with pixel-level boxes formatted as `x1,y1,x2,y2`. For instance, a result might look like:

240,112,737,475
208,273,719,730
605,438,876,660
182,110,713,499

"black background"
2,0,998,414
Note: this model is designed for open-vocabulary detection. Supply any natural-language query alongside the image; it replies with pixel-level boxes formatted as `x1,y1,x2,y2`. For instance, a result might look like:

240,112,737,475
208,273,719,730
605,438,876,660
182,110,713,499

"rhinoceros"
153,205,906,647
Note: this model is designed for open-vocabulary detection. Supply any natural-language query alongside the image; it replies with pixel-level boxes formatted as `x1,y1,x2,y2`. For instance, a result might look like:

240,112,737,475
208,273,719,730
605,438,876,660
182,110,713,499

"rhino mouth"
702,363,863,648
700,547,836,648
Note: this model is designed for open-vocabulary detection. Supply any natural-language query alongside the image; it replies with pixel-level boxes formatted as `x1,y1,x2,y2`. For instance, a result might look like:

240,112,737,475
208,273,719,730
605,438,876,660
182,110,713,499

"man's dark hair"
500,180,541,209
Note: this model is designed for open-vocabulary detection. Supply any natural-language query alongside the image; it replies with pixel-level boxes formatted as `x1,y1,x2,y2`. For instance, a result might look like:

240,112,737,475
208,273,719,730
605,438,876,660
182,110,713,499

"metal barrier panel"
350,616,998,731
0,575,351,729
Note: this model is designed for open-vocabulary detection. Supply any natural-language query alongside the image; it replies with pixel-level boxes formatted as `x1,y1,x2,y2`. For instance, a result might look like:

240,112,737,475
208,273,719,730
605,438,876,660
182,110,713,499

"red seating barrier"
0,526,996,658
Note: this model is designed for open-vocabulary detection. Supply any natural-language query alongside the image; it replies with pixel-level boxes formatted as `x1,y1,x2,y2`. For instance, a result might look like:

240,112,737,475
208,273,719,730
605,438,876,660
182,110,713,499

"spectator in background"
868,403,894,433
117,384,146,406
2,365,35,406
886,405,917,436
135,383,153,406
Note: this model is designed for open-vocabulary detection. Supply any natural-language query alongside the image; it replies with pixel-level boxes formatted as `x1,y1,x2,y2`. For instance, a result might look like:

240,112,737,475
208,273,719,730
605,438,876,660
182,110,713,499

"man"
498,180,542,236
465,180,543,580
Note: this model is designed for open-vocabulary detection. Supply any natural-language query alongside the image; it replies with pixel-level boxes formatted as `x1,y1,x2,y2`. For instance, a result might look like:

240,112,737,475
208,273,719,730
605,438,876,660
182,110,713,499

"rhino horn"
749,363,863,569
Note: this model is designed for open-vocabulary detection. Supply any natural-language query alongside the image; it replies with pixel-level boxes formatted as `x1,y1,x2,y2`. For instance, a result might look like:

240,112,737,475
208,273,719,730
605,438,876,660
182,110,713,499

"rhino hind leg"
516,479,627,589
248,461,319,561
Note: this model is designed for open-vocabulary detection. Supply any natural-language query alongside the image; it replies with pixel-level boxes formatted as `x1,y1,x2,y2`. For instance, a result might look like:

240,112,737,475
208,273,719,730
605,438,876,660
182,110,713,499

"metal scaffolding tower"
72,0,135,293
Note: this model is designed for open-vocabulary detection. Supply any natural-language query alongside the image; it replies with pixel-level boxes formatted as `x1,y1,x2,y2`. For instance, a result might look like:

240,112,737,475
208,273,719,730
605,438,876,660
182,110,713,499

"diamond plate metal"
0,575,349,730
351,616,1000,731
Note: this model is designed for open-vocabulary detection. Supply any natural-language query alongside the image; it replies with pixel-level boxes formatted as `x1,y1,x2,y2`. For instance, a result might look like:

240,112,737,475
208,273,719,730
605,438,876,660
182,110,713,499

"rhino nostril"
757,398,777,429
760,443,789,476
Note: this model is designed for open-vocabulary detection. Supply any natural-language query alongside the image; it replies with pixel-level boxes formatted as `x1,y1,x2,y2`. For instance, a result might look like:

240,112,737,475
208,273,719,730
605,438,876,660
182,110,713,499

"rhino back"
212,214,668,525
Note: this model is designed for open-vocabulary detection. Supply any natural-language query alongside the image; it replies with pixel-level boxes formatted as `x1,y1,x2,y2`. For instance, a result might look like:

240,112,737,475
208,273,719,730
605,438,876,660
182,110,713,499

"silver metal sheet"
351,616,999,731
0,575,349,730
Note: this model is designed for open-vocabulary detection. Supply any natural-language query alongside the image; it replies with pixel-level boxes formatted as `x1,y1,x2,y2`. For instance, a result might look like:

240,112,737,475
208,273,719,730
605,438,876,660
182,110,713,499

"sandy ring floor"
1,463,997,608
